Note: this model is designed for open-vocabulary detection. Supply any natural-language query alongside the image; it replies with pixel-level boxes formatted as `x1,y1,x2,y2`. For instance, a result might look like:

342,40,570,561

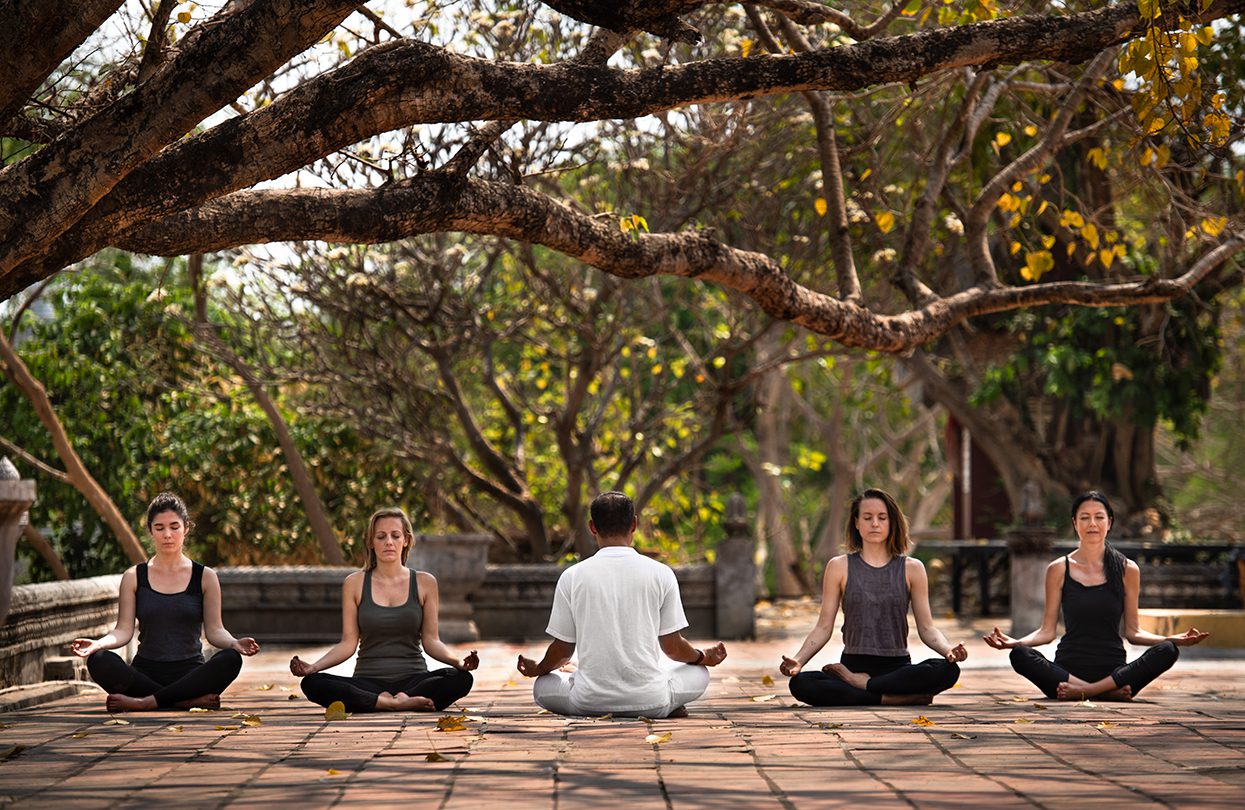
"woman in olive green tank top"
290,508,478,712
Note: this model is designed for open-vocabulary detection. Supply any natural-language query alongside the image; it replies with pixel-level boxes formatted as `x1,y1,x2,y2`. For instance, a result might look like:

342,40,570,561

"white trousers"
532,658,710,718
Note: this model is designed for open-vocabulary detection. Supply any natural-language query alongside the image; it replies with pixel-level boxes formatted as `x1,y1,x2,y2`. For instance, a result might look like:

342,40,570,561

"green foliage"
974,300,1221,446
2,254,418,581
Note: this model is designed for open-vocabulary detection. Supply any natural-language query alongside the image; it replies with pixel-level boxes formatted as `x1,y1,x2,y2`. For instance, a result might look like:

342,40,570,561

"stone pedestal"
410,534,491,643
1007,526,1056,637
715,493,756,640
0,466,38,626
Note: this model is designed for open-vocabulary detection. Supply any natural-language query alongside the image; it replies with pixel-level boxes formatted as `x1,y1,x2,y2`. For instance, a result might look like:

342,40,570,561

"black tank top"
135,562,205,663
1054,556,1125,679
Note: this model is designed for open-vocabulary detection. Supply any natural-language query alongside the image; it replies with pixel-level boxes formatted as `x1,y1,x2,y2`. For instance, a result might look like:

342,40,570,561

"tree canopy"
2,1,1242,348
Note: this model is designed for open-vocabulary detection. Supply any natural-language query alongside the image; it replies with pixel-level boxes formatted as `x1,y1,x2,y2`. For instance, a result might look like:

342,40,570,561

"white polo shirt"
545,545,689,713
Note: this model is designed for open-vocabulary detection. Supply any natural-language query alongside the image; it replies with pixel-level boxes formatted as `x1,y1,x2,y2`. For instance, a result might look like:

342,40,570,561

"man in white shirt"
517,491,728,717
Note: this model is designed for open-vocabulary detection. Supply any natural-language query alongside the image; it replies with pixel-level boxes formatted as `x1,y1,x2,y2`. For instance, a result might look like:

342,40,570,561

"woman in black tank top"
70,492,260,711
289,507,478,713
780,489,968,707
984,491,1208,700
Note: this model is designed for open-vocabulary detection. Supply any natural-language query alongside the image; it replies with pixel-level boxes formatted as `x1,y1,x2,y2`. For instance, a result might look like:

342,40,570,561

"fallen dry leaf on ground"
912,715,936,727
188,707,212,713
70,731,90,739
817,722,843,730
168,725,184,733
324,701,349,721
761,675,775,686
949,732,976,740
426,751,450,762
102,718,130,726
256,684,275,691
645,732,673,745
214,725,239,731
1096,721,1116,729
435,715,468,733
0,745,26,761
1013,718,1033,725
751,694,778,703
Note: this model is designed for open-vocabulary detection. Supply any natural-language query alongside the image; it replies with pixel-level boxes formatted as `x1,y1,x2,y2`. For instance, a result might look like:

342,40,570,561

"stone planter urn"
0,457,37,625
409,534,491,643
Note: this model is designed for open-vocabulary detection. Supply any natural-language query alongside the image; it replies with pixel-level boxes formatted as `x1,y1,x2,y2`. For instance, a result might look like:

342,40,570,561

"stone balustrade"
0,575,121,688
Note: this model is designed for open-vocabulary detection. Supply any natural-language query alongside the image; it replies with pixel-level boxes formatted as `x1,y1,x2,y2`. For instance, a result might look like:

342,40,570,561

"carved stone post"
410,534,492,643
714,493,756,639
1008,481,1055,637
0,457,37,625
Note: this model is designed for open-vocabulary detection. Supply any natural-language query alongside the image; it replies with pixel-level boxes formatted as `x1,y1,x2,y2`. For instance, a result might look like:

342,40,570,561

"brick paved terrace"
1,615,1243,809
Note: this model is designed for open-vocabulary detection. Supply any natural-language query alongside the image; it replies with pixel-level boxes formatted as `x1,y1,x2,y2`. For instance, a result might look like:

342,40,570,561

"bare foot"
106,693,158,712
1055,675,1097,701
823,663,869,691
173,694,220,710
1099,685,1133,702
375,692,436,712
880,693,933,706
558,661,578,674
666,706,689,718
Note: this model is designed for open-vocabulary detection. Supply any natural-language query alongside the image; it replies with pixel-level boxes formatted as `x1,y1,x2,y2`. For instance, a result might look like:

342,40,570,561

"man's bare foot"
558,661,578,674
823,663,869,691
106,693,158,712
666,706,689,718
880,693,933,706
375,691,436,712
173,694,220,710
1099,685,1133,702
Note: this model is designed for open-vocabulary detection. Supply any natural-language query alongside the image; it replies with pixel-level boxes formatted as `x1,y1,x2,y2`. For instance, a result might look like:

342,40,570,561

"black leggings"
1009,641,1179,699
301,667,473,713
87,649,243,708
789,653,960,707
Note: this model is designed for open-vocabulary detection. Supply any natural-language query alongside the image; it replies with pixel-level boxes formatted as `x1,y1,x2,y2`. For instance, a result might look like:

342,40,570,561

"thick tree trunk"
0,331,147,563
753,332,808,596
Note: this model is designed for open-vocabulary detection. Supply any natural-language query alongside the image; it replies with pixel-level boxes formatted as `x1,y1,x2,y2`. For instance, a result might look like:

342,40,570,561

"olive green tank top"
353,569,428,682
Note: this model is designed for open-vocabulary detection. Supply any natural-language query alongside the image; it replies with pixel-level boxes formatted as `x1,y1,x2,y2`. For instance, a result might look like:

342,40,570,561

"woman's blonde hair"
363,507,415,570
844,488,910,556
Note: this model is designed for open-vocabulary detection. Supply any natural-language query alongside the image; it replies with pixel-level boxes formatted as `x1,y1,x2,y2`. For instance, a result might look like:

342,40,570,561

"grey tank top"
353,569,428,681
841,554,910,656
135,562,205,663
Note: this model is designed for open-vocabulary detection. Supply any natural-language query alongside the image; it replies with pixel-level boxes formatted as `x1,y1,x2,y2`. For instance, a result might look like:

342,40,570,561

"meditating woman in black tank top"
290,508,478,713
781,489,967,706
984,491,1208,700
70,492,260,712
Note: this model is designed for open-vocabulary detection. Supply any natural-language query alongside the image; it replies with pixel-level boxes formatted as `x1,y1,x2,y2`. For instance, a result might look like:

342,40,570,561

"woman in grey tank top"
70,492,260,711
779,489,968,706
290,508,478,713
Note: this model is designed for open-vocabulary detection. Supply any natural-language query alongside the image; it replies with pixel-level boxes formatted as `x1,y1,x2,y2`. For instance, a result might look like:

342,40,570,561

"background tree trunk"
0,330,147,563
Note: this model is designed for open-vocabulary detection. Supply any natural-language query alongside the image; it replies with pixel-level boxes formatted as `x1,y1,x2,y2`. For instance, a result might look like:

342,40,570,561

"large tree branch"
0,0,360,275
10,0,1241,298
0,0,124,128
110,175,1245,352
